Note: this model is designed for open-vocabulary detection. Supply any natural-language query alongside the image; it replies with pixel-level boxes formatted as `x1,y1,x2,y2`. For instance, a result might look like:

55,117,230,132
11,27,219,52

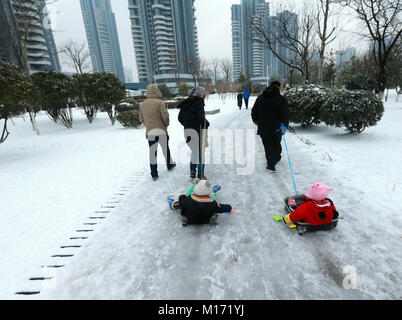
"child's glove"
167,196,175,210
212,185,221,193
225,209,235,215
273,215,283,222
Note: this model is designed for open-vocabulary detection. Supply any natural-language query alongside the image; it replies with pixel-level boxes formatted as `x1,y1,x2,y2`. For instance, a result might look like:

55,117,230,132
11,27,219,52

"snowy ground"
1,93,401,299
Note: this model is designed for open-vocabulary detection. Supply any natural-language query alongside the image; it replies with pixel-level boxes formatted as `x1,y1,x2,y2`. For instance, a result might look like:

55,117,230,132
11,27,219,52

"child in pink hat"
283,183,339,226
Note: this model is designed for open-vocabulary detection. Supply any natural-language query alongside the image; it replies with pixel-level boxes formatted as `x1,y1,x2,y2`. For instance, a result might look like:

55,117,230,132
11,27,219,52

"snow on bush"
284,85,329,127
321,90,384,134
116,110,141,128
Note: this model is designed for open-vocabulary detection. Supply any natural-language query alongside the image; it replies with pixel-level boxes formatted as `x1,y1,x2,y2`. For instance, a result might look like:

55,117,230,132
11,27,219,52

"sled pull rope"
283,136,298,196
277,123,298,196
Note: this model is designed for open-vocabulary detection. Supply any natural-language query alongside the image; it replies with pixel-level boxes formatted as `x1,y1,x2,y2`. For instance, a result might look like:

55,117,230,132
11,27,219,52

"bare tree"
211,57,221,84
198,58,210,86
340,0,402,100
188,56,200,86
251,1,318,84
60,40,91,74
316,0,338,84
219,58,232,83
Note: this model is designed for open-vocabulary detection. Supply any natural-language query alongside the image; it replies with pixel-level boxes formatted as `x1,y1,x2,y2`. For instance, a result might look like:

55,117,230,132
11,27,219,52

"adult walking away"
243,88,250,109
140,84,176,181
178,86,210,179
237,91,243,109
251,81,289,173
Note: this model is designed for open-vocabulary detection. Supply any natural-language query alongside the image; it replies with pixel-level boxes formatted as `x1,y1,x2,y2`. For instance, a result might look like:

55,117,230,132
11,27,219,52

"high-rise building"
270,10,298,82
231,0,270,84
231,5,242,82
0,0,22,67
128,0,199,87
0,0,60,73
80,0,125,82
38,0,61,71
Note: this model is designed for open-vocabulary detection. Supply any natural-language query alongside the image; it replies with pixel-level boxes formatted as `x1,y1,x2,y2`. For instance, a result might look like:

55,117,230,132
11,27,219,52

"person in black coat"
178,86,210,179
237,91,243,109
251,81,290,173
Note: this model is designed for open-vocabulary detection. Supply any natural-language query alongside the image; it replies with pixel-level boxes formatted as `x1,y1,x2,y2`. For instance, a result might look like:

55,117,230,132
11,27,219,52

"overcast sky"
49,0,361,82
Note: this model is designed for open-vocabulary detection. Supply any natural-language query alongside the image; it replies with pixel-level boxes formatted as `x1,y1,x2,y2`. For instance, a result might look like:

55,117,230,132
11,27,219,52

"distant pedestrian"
178,86,210,179
140,84,176,181
237,91,243,109
243,88,250,109
251,81,289,173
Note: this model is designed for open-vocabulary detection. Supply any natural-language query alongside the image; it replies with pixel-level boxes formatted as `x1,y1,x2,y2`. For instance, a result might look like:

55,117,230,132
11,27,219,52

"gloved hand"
224,209,235,215
276,123,287,135
167,196,175,210
273,215,283,222
212,185,222,193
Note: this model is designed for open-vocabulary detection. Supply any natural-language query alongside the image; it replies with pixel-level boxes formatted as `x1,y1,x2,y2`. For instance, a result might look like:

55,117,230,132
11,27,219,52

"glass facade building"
0,0,60,72
128,0,199,86
80,0,125,82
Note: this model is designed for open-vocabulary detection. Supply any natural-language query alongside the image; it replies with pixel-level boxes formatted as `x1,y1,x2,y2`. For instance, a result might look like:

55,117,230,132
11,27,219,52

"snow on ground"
1,93,401,299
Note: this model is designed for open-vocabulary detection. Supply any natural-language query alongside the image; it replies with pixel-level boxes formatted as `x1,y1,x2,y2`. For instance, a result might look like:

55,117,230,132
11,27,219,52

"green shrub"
284,85,329,127
345,75,376,91
116,110,141,128
321,90,384,133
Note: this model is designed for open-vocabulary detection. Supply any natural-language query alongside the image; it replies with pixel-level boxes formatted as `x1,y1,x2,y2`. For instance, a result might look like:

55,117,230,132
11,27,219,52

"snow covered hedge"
116,110,141,128
284,85,329,127
284,85,384,134
321,90,384,134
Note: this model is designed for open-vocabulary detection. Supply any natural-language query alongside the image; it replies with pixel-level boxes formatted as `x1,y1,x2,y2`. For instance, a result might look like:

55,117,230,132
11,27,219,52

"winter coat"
251,85,290,136
243,90,250,100
177,96,210,133
237,93,243,106
140,84,169,136
284,198,339,226
177,194,232,225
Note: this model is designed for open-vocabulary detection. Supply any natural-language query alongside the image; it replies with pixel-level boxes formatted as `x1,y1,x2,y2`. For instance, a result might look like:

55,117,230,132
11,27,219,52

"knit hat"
193,179,212,196
188,86,207,97
305,183,333,201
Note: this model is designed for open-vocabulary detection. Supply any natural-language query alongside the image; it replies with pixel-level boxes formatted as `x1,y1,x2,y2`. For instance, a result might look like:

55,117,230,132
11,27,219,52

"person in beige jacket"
140,84,176,180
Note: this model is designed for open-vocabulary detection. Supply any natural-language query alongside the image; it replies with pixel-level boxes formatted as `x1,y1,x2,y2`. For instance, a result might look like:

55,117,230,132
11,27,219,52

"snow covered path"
20,95,400,300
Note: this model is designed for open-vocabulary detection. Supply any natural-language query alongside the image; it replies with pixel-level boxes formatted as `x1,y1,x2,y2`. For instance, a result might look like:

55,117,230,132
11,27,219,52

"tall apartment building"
231,0,270,83
80,0,125,82
232,1,299,85
0,0,60,73
128,0,199,87
270,10,298,82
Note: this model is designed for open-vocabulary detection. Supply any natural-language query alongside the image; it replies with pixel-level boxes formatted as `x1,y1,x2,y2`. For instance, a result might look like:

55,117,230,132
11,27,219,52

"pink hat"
305,183,333,200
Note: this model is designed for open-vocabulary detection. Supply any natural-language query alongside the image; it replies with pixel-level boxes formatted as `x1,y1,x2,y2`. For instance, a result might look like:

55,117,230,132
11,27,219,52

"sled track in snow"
15,168,148,296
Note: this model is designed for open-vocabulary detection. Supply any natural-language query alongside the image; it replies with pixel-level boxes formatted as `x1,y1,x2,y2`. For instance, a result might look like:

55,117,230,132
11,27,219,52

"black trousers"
147,134,172,177
244,98,249,109
260,133,282,167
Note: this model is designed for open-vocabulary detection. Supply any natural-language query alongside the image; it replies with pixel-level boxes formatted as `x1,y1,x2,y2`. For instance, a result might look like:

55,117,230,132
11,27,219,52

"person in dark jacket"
243,88,250,109
168,179,233,226
237,91,243,109
251,81,290,173
178,86,210,179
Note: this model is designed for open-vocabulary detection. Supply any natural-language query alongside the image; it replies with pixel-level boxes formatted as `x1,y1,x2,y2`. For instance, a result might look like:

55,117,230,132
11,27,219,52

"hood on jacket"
177,96,205,110
146,84,163,99
263,85,280,98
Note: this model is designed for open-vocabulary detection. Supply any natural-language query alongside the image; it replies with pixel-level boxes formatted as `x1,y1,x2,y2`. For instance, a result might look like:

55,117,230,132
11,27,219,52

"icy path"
31,99,401,300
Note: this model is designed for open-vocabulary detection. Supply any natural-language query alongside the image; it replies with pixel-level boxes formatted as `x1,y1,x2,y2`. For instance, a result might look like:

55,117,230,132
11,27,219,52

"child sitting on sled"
280,183,339,231
168,179,233,226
